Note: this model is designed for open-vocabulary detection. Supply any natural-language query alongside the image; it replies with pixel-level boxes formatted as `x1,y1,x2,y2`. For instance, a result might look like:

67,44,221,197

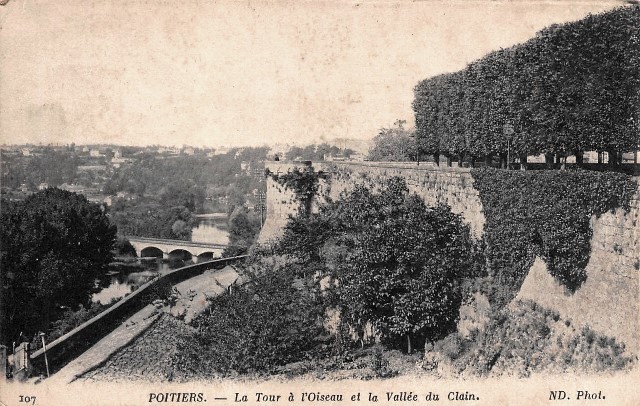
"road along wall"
260,161,640,352
29,256,247,376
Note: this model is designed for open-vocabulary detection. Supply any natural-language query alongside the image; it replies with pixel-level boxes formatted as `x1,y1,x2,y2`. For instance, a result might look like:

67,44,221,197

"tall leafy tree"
276,177,474,352
1,188,117,346
367,120,417,162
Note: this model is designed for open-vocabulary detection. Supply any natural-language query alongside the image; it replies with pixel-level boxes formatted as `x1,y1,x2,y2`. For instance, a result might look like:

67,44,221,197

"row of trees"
285,143,355,161
413,6,640,166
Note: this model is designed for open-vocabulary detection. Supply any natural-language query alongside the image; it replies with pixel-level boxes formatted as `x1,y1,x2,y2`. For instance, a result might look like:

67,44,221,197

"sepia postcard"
1,0,639,405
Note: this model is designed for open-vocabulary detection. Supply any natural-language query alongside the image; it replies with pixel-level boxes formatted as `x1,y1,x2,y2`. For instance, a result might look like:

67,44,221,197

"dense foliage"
173,264,325,376
0,188,117,346
367,120,417,162
222,207,262,257
270,165,328,216
108,199,196,240
1,147,81,189
413,6,640,165
471,168,637,305
104,148,268,212
275,177,475,352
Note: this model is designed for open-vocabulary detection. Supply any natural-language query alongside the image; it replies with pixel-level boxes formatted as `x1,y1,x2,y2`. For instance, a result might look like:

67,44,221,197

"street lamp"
503,123,514,169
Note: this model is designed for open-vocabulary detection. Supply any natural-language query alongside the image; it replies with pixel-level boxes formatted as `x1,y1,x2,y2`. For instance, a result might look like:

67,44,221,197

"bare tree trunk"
545,153,554,168
519,154,528,170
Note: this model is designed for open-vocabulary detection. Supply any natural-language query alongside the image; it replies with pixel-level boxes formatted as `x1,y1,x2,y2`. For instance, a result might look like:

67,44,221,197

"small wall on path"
29,256,247,375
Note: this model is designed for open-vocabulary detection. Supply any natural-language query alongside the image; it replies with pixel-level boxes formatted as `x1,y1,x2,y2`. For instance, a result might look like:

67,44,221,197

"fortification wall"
327,162,485,238
259,162,306,243
517,183,640,352
260,161,639,351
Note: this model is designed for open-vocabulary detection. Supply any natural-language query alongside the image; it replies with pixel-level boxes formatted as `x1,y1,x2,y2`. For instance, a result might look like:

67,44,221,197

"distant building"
89,149,103,158
347,152,366,162
116,191,138,201
37,182,49,190
622,151,638,164
21,148,31,157
324,153,346,162
59,183,87,194
240,161,252,175
210,147,230,156
78,165,107,172
110,157,130,168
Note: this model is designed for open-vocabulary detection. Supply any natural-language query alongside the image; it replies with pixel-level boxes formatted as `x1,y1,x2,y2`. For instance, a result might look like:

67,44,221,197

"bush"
172,265,326,376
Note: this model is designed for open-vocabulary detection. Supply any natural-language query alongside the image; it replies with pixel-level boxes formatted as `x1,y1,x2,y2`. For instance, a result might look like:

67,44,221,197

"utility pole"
258,192,266,227
38,332,49,378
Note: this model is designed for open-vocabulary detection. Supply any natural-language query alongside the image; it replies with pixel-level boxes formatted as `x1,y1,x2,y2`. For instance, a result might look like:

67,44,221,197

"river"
92,214,229,304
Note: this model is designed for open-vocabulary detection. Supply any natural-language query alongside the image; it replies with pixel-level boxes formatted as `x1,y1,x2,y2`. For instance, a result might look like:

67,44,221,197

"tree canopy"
173,263,325,376
412,6,640,165
367,120,417,162
1,188,117,346
275,177,474,352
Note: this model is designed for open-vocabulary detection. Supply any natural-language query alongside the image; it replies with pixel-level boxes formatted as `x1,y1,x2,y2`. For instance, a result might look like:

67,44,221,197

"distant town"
0,140,369,207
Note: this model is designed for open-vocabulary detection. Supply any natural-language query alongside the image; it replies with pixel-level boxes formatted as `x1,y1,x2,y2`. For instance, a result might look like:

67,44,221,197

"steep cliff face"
260,161,639,351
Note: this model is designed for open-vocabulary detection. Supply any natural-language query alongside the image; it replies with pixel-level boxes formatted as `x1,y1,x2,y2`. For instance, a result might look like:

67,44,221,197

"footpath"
51,265,241,384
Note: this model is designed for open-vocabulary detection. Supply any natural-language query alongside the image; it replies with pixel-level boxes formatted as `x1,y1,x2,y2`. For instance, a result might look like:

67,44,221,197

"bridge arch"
195,252,215,263
168,249,193,261
140,246,163,259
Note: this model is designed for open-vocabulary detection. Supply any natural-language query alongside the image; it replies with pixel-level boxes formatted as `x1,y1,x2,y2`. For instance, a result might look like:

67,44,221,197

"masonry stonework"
260,161,639,351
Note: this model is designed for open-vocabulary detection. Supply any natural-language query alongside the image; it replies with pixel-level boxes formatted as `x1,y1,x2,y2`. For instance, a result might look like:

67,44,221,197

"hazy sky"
0,0,624,148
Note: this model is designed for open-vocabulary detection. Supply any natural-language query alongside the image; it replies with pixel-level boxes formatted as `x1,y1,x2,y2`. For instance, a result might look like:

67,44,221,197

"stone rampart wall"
327,162,484,238
260,161,639,351
517,183,640,351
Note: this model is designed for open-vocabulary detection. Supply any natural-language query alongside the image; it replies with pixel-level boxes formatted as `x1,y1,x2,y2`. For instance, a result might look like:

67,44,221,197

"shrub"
172,265,326,376
426,300,634,377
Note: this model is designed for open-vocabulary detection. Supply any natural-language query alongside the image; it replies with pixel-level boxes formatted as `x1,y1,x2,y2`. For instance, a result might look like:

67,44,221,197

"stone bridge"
125,236,228,262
